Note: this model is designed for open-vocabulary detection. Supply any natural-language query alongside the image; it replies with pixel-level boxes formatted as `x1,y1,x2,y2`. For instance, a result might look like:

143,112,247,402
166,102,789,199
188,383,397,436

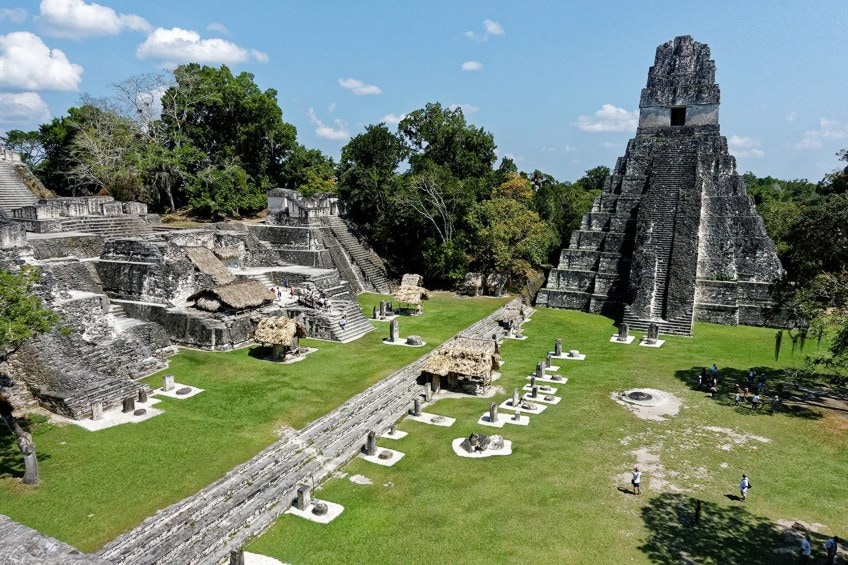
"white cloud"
484,20,504,35
327,102,336,113
137,27,268,66
727,135,765,158
449,103,480,114
465,19,505,41
338,78,381,96
0,92,51,125
599,141,620,149
564,145,577,153
0,8,28,24
793,119,848,150
381,112,405,125
207,22,229,35
576,104,638,132
785,111,797,123
461,60,482,71
39,0,150,38
307,107,349,140
0,32,83,90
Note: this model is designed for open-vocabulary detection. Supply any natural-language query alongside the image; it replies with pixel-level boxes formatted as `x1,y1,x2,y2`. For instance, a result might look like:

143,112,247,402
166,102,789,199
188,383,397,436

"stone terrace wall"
29,234,104,259
98,298,525,564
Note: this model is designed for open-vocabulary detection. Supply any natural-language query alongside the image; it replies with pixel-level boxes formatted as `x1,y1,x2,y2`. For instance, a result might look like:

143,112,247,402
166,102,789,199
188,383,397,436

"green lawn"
247,308,848,565
0,292,507,552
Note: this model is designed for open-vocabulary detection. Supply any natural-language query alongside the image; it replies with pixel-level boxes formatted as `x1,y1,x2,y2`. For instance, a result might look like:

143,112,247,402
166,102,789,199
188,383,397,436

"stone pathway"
97,299,521,564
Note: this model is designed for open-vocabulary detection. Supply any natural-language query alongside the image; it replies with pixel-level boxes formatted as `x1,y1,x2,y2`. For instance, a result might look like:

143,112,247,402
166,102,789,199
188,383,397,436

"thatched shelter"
186,246,236,285
497,300,532,332
254,316,307,359
394,274,429,313
421,336,501,394
190,279,273,312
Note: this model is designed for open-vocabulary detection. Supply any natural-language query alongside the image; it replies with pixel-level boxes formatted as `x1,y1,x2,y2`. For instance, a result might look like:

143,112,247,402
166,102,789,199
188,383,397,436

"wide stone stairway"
0,159,38,215
623,142,697,335
326,216,393,294
97,299,519,564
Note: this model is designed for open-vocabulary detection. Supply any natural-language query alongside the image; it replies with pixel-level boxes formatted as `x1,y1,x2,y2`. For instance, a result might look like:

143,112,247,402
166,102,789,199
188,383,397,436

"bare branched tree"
398,174,455,244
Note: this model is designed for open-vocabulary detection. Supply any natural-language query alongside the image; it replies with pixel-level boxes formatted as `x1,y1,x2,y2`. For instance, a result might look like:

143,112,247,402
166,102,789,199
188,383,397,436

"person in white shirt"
739,474,750,501
800,534,812,563
631,466,642,495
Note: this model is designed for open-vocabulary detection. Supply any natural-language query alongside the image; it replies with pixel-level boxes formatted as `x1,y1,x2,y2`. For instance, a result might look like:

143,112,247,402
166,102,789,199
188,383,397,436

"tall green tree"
155,64,298,216
337,123,408,232
398,103,496,179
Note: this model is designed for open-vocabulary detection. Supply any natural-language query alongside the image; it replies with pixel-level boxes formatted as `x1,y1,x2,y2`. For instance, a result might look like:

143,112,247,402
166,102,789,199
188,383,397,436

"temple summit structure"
536,36,783,335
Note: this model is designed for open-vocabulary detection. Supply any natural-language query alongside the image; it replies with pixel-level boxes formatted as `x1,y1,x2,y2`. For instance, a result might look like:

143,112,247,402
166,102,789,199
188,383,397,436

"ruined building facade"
536,36,783,335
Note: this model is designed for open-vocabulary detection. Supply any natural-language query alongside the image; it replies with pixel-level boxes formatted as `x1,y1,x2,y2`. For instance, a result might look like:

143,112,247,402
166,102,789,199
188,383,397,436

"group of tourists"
697,365,781,412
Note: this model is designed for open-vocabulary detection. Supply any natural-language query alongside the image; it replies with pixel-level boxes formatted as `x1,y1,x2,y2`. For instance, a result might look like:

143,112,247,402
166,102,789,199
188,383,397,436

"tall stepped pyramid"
0,154,39,215
537,36,783,335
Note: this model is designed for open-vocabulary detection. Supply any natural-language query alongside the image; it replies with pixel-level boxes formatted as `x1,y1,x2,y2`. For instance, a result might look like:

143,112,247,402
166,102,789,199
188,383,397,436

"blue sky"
1,1,846,184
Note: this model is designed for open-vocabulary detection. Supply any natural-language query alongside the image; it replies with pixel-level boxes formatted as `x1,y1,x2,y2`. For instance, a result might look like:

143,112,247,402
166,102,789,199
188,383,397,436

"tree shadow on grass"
639,493,800,564
673,366,824,421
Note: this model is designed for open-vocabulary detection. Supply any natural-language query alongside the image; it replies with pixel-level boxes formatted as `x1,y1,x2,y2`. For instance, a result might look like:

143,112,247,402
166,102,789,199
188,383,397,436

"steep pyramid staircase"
0,159,38,215
622,141,697,335
326,216,393,294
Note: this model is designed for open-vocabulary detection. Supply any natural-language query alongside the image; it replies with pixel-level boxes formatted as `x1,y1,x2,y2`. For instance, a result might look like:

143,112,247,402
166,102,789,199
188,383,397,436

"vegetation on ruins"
0,266,59,361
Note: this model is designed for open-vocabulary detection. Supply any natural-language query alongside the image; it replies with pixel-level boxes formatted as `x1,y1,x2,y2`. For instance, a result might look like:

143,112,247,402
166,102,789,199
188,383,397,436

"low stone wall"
0,515,104,564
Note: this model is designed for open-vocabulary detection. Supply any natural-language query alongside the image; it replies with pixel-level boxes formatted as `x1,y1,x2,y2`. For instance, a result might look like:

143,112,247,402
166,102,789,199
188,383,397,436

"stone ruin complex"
537,36,783,335
0,150,394,421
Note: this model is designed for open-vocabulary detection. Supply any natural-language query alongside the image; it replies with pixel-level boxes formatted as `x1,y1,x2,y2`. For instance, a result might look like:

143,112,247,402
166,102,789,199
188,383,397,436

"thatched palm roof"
421,336,501,378
393,284,429,305
185,247,236,285
190,279,273,312
401,273,424,287
254,316,306,345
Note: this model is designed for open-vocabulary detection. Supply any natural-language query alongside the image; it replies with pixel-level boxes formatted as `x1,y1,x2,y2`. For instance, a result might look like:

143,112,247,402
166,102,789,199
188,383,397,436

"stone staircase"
326,216,393,294
325,300,375,343
622,141,697,336
97,298,522,565
0,159,38,215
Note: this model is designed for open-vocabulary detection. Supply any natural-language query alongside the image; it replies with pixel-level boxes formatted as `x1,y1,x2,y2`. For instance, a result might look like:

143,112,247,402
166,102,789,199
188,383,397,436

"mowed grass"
248,308,848,565
0,292,507,552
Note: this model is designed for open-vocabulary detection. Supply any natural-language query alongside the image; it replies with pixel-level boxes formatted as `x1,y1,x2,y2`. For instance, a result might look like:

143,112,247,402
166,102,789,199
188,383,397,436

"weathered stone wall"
0,515,104,564
46,260,104,294
0,220,26,248
29,234,103,259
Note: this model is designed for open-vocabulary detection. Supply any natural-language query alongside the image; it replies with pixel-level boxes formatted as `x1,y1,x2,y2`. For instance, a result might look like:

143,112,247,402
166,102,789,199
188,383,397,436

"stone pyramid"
536,36,782,335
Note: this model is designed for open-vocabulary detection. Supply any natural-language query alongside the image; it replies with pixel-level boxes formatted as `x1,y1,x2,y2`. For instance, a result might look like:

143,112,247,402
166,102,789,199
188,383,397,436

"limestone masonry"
536,35,783,335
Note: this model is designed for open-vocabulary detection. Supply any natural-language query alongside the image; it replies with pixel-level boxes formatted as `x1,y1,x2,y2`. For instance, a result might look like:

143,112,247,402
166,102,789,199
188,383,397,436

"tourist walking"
631,466,641,495
711,364,719,382
739,474,751,501
800,534,812,563
824,535,839,565
751,394,761,410
734,392,741,406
